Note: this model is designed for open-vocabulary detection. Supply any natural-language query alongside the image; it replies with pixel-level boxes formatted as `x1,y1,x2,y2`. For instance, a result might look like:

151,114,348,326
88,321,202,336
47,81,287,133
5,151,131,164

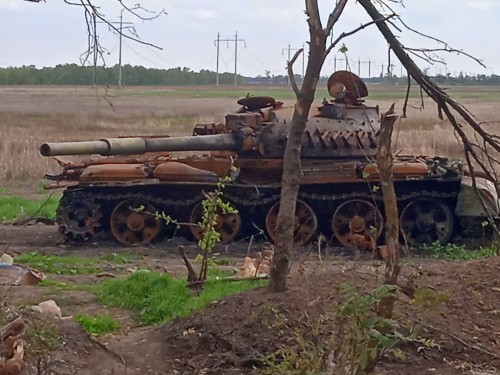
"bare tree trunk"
363,106,399,374
378,105,400,289
377,106,400,311
269,0,346,292
269,37,326,293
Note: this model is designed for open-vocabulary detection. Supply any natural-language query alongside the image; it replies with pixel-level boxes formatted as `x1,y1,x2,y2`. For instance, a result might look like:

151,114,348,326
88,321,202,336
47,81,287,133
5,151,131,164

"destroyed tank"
40,71,499,248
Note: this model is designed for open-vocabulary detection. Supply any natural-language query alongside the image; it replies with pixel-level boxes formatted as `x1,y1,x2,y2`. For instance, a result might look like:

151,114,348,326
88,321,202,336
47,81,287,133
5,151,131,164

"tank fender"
456,176,500,218
153,162,218,183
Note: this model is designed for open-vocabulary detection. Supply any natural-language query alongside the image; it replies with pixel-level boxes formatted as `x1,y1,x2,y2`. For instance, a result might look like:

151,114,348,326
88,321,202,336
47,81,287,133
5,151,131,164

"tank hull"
51,153,494,248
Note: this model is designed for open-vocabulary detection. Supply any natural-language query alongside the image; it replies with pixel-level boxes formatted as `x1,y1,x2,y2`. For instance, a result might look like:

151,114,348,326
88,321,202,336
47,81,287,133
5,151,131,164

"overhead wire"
123,40,165,67
145,45,177,67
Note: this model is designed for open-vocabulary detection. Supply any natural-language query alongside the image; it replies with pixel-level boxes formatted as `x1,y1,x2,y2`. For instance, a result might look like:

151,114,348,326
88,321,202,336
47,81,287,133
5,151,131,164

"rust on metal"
327,70,369,103
153,162,218,182
38,71,500,247
80,164,149,182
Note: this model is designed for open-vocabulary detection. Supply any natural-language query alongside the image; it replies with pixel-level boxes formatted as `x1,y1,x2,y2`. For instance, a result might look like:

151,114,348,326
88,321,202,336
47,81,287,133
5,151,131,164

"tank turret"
40,71,499,248
41,71,379,161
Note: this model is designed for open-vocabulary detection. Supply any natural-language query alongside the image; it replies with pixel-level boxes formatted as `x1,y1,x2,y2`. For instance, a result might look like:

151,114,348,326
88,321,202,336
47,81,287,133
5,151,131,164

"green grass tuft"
75,314,121,334
97,270,267,325
99,252,142,264
39,278,100,292
0,194,60,223
16,251,101,275
423,240,500,260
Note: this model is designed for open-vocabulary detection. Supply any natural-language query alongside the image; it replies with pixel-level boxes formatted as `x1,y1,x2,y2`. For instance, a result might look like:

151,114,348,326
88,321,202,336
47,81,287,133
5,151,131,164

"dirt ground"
1,223,499,375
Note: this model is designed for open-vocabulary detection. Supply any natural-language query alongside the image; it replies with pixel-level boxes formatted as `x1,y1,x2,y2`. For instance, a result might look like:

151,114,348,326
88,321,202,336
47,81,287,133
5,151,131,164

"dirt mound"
102,256,500,375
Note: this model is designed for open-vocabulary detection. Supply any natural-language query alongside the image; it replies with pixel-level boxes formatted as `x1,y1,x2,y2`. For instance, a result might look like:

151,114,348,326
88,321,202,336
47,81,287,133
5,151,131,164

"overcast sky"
0,0,498,78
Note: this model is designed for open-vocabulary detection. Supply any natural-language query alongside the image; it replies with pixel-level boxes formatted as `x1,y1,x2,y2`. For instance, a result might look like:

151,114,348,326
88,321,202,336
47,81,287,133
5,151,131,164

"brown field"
0,84,499,189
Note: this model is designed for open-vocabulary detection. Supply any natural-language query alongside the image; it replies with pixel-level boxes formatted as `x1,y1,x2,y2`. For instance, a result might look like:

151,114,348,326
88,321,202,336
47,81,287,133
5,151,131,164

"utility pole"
92,13,97,88
234,31,239,86
215,32,245,86
90,14,122,88
118,9,134,88
214,32,220,85
282,43,303,83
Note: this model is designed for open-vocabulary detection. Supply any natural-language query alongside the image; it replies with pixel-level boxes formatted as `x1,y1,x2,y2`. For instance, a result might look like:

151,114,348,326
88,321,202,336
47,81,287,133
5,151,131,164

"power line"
214,32,245,86
123,41,164,68
282,43,305,78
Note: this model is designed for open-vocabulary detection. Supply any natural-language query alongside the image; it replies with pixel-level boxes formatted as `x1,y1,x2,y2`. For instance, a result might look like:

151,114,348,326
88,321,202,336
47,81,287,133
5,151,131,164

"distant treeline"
365,73,500,86
0,64,247,86
0,64,499,86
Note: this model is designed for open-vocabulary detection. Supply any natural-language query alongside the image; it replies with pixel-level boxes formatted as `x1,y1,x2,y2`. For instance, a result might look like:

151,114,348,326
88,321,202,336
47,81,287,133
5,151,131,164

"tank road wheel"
266,200,318,246
189,202,241,244
57,190,103,241
331,199,383,247
400,199,454,246
110,199,162,246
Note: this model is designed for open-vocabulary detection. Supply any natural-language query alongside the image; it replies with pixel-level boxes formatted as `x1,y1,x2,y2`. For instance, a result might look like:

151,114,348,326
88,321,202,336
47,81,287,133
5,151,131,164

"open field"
1,83,499,189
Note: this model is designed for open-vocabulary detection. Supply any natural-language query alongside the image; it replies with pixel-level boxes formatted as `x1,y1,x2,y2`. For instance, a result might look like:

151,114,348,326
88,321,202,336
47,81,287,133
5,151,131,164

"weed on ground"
75,314,121,335
97,270,268,325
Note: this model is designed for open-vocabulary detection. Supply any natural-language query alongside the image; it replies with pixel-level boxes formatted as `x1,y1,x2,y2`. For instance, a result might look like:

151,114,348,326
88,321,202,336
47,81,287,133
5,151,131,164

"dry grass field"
0,83,499,192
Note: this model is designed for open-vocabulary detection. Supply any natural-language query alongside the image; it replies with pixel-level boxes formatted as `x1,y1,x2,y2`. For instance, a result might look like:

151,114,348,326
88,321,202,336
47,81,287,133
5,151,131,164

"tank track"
57,184,459,245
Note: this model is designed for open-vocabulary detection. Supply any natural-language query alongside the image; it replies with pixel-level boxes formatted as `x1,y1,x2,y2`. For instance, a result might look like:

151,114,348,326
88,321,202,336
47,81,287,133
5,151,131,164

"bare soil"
1,223,499,375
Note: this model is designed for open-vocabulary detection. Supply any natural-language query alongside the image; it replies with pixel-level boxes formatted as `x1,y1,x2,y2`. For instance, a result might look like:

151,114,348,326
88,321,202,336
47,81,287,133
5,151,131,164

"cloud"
466,1,496,10
192,9,218,20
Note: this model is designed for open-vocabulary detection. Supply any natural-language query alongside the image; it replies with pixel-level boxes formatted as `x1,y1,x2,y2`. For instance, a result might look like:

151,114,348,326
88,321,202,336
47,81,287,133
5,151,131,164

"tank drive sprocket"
57,190,103,241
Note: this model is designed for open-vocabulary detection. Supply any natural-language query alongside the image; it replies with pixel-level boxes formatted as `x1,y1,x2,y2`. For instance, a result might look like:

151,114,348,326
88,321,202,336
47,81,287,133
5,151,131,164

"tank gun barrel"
40,133,244,157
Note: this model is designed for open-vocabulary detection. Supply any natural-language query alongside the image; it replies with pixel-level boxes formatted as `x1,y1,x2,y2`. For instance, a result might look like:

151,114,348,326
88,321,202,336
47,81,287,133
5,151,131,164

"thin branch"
58,0,166,66
325,14,397,57
409,317,500,360
117,0,167,21
402,72,410,118
405,47,484,68
287,48,304,96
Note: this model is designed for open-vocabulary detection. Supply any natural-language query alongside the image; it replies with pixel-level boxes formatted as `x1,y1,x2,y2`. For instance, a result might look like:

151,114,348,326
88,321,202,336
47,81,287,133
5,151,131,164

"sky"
0,0,499,79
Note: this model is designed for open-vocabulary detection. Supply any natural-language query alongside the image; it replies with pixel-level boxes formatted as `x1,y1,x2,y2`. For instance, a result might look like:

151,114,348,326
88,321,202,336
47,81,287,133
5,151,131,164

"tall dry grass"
1,86,499,186
0,86,236,183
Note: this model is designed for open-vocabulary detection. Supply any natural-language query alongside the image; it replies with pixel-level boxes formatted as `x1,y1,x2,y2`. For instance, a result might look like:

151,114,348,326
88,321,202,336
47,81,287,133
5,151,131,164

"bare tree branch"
325,14,396,57
287,48,304,96
325,0,349,32
31,0,166,67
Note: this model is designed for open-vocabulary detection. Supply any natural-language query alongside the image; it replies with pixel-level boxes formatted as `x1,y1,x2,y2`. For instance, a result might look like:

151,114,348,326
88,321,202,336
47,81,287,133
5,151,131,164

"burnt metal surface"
39,71,499,248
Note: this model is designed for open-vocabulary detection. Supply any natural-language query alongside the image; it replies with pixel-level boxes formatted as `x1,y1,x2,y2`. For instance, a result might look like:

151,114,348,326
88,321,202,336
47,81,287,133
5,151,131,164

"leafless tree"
269,0,396,292
24,0,166,66
271,0,493,295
